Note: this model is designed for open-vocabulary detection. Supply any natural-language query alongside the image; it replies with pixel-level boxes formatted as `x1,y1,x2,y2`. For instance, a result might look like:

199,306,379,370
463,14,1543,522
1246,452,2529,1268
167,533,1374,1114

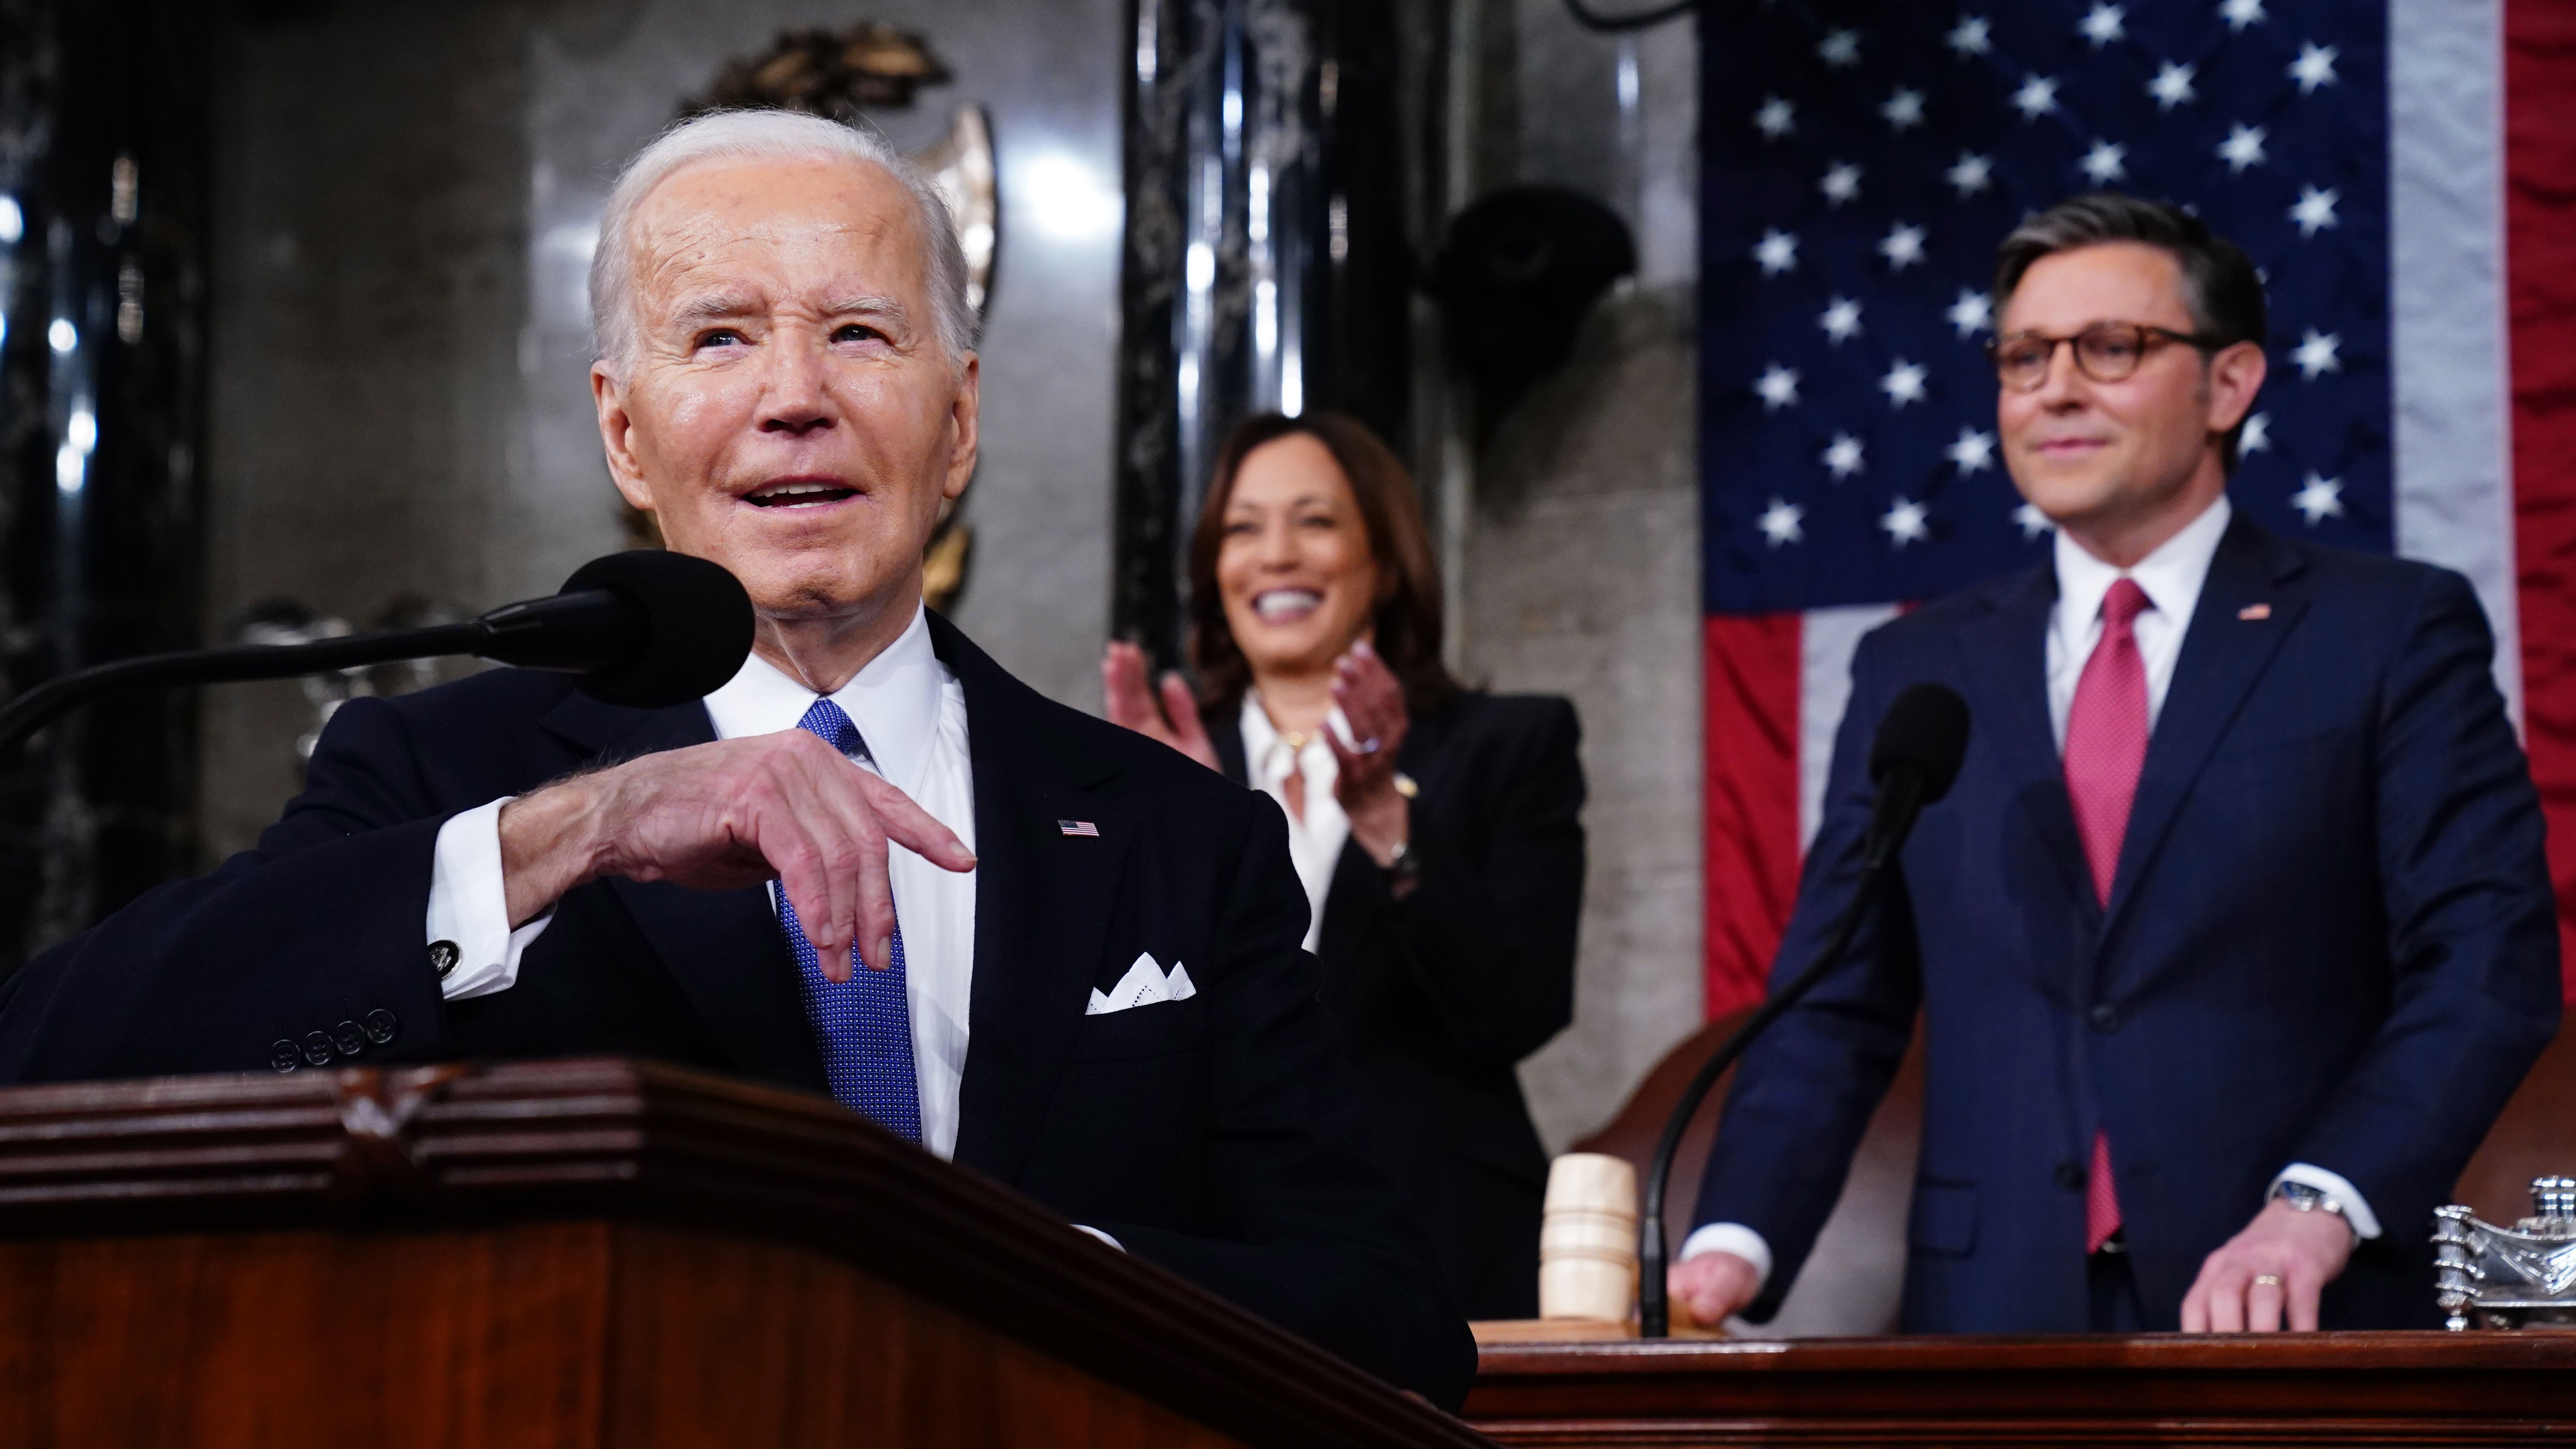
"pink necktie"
2065,577,2150,1254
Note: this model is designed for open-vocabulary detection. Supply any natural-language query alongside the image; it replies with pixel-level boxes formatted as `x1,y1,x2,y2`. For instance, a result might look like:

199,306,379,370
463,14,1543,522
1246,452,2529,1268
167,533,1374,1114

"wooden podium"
0,1058,1488,1449
1465,1334,2576,1445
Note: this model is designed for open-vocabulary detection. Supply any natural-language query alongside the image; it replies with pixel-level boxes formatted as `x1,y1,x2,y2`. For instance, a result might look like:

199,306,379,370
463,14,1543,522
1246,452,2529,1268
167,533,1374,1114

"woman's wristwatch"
1383,838,1422,893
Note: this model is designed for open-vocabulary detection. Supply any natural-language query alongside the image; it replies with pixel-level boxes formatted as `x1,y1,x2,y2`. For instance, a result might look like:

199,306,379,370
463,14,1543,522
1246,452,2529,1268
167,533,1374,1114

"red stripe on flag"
1703,614,1802,1019
2506,0,2576,999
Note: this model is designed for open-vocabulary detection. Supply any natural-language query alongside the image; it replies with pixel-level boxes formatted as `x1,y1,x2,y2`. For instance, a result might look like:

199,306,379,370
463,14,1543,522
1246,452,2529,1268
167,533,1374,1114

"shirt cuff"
1678,1221,1774,1293
1072,1224,1124,1252
2272,1163,2382,1241
428,797,553,1001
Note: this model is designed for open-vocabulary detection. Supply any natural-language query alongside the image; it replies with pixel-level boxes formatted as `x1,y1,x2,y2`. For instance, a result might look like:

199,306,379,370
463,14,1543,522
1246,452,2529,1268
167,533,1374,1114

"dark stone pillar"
1111,0,1413,667
0,0,212,970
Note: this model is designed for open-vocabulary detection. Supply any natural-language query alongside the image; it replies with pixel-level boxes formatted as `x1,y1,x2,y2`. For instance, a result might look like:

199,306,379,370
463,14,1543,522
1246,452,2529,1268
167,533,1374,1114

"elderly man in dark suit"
1670,194,2559,1335
0,109,1474,1405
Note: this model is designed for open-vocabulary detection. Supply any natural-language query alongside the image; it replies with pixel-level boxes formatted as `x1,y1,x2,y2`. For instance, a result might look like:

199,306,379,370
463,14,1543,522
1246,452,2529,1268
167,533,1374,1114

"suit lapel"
2101,514,2309,940
1957,565,2098,916
934,616,1130,1184
538,690,826,1090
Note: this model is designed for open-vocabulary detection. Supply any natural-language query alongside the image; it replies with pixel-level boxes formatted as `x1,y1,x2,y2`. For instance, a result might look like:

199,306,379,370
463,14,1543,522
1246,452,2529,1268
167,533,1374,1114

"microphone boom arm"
0,623,489,759
1635,768,1923,1339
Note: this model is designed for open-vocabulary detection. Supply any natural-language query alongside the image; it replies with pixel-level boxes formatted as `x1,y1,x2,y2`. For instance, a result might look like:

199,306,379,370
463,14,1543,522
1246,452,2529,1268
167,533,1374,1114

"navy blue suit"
1692,512,2560,1331
0,613,1476,1406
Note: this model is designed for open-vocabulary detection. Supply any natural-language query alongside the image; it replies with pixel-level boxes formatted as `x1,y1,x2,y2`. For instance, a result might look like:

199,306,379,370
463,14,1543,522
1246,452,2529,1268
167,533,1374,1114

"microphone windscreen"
559,550,755,708
1868,682,1971,803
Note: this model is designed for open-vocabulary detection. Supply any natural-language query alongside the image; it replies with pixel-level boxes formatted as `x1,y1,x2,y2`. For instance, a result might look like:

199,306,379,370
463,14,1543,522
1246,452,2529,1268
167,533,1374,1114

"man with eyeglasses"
1669,193,2556,1335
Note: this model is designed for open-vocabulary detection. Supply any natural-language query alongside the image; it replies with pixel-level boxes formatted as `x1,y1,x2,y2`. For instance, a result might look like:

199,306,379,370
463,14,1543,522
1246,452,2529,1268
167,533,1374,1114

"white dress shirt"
424,605,981,1161
1239,693,1354,954
1682,495,2378,1296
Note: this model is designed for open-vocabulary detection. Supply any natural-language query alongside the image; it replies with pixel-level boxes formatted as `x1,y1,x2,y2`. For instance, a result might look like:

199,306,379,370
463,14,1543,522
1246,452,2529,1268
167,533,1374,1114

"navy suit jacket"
0,613,1476,1406
1692,513,2561,1332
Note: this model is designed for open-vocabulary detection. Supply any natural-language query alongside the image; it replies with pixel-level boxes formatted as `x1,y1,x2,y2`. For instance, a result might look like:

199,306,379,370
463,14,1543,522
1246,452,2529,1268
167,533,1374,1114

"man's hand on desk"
1667,1249,1763,1328
496,731,977,981
2179,1197,2356,1334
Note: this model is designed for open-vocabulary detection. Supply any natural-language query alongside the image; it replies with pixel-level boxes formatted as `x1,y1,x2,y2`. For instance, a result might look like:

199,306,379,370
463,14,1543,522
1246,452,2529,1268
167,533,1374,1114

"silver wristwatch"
2272,1180,2357,1238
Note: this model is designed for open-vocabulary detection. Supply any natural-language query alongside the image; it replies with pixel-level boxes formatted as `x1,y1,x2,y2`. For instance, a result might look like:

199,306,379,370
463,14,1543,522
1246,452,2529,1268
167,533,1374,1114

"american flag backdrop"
1698,1,2576,1017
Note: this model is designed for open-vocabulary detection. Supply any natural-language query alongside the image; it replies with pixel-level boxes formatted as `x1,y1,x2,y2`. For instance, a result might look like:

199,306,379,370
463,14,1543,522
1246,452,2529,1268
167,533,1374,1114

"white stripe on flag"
2390,0,2521,725
1800,604,1900,851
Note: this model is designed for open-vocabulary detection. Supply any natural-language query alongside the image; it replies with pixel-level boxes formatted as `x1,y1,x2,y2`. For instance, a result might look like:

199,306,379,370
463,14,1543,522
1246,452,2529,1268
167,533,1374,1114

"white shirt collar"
701,604,947,794
2051,492,2233,632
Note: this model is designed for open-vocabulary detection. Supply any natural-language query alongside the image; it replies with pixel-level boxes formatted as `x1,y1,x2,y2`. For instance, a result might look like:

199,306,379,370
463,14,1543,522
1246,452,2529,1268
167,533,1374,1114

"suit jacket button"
331,1020,367,1056
269,1040,301,1074
2088,1003,2120,1033
2056,1161,2087,1191
363,1009,399,1045
301,1031,335,1066
428,940,461,978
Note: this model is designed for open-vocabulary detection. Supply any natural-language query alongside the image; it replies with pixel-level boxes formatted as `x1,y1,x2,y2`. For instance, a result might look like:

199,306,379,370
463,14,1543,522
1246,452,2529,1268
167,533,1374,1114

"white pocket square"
1086,952,1197,1015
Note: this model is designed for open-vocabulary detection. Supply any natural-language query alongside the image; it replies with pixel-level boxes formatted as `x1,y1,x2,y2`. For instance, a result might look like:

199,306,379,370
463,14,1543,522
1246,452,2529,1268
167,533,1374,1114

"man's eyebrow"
671,291,764,324
823,294,911,327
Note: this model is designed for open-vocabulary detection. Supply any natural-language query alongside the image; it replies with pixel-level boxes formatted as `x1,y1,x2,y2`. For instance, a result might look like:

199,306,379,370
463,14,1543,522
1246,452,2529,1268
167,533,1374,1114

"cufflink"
428,940,460,978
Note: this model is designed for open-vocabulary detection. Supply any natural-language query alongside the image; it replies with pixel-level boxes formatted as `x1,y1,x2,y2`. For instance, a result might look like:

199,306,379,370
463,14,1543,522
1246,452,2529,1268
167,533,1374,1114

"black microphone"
0,550,754,757
1635,682,1969,1338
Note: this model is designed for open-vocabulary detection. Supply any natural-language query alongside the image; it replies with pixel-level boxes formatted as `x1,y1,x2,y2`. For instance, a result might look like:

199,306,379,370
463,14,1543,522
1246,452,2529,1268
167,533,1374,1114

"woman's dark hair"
1188,411,1462,715
1993,192,2269,473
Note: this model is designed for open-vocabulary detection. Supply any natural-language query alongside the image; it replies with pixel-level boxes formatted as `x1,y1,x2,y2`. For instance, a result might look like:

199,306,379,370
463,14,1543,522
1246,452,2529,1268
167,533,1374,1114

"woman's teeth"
1254,589,1322,621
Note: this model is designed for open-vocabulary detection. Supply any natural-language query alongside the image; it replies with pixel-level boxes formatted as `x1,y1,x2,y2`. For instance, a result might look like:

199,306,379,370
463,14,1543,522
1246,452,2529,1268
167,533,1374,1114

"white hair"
588,109,973,379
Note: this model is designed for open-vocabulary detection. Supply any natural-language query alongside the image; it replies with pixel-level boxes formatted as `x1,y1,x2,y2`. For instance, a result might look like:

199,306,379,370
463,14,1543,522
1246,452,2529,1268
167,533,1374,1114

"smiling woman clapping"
1104,411,1586,1320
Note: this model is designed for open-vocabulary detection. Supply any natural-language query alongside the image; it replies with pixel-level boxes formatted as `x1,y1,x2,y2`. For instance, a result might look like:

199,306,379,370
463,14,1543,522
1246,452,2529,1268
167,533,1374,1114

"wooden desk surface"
1468,1331,2576,1446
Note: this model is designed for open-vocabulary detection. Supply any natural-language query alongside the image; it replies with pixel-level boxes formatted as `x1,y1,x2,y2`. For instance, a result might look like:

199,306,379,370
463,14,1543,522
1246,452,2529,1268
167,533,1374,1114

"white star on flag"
1755,363,1801,410
1823,431,1866,478
2079,3,2126,47
1820,296,1863,344
2014,503,2055,538
1880,496,1931,547
1947,15,1992,55
1881,88,1926,131
1756,497,1805,547
2290,43,2339,94
2012,75,2061,119
1947,152,1995,195
2239,411,2271,453
2292,329,2342,378
1755,229,1799,274
1880,358,1929,407
1879,222,1927,270
2290,186,2339,238
2149,61,2196,110
2081,140,2128,184
2221,0,2266,30
1818,28,1861,67
2219,124,2268,173
1947,426,1998,472
2291,473,2345,524
1946,288,1994,336
1821,161,1863,207
1756,96,1795,139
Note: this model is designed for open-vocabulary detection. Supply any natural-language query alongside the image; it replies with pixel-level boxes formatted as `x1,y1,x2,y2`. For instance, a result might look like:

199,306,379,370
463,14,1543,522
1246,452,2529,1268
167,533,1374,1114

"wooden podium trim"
1467,1334,2576,1446
0,1058,1485,1449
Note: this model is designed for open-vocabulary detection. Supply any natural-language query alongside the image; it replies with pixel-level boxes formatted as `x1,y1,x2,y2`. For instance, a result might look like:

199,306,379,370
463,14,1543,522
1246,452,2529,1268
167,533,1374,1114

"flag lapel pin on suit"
2239,604,2272,621
1058,820,1100,837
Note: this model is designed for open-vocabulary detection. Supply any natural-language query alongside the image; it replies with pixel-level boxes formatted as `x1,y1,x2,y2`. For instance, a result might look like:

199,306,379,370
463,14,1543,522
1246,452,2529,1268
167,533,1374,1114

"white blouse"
1238,693,1355,954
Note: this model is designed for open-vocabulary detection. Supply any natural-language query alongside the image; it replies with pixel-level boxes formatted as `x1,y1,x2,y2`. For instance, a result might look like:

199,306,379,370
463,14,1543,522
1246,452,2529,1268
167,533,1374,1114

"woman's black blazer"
1207,689,1585,1319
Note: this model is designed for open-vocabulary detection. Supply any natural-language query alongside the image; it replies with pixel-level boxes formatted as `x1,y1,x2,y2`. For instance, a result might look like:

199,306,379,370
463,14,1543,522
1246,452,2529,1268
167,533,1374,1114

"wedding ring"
2253,1274,2284,1288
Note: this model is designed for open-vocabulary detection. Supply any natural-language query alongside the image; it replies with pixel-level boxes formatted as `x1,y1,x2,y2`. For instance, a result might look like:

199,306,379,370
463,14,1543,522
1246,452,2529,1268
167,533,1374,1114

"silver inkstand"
2436,1176,2576,1330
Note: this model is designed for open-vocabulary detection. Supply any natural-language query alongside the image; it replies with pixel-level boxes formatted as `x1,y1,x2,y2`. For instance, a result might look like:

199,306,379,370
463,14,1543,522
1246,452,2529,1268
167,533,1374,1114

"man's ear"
942,352,981,503
2204,339,2267,435
593,363,656,511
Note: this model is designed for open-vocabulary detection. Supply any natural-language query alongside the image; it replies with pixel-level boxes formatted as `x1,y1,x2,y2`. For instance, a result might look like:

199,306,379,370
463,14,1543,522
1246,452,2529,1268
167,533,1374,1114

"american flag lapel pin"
1058,820,1100,838
2239,603,2272,621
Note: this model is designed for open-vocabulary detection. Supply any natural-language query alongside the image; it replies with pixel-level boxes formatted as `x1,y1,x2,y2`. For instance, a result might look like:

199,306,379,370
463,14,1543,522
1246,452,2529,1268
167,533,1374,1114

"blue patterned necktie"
778,697,924,1142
